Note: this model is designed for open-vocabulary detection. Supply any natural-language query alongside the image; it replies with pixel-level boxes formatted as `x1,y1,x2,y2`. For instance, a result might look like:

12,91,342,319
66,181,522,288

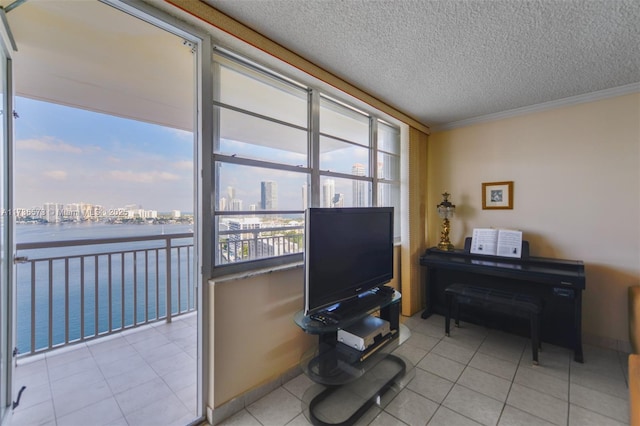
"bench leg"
445,294,452,336
454,299,460,328
538,314,542,351
531,313,540,365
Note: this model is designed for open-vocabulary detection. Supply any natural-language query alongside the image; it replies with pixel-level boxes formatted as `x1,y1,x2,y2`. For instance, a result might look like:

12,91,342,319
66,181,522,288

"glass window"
320,176,371,208
378,121,400,154
216,213,304,265
320,97,369,147
212,52,402,272
319,135,370,175
217,56,308,128
376,122,401,242
376,152,400,181
216,106,307,167
213,53,310,271
215,163,308,212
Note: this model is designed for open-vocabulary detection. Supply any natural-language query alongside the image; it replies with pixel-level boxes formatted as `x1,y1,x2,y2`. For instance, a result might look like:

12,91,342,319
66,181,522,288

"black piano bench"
444,283,543,365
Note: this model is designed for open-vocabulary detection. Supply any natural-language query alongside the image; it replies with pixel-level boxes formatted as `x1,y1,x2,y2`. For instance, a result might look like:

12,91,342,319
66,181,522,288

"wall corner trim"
433,83,640,132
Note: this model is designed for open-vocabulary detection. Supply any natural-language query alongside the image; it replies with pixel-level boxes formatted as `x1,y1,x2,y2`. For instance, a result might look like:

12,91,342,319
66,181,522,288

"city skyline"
218,165,376,213
15,200,187,222
15,201,188,215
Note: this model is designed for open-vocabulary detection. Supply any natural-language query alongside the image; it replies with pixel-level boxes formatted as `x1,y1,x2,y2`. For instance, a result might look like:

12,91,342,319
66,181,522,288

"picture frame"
482,181,513,210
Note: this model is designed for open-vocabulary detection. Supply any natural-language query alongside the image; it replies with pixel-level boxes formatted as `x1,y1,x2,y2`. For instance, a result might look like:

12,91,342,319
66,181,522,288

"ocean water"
15,222,195,354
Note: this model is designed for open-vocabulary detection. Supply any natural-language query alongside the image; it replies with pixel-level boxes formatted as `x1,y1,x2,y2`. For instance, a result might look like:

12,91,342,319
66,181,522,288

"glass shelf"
293,288,412,425
302,353,415,426
299,324,411,386
293,289,401,334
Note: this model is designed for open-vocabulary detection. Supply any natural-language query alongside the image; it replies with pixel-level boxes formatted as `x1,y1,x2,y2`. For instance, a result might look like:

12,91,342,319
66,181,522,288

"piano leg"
421,270,436,319
574,290,584,363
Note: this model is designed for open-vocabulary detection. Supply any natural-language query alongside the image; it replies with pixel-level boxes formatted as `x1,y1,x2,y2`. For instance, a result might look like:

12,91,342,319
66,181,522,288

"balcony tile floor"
220,313,630,426
7,313,197,426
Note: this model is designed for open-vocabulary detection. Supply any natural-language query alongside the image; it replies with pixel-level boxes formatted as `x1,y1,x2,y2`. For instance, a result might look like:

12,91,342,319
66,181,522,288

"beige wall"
208,246,402,409
428,93,640,350
210,266,314,406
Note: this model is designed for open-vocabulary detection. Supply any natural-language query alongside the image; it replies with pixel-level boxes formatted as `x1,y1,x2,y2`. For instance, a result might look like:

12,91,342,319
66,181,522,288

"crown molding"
433,83,640,132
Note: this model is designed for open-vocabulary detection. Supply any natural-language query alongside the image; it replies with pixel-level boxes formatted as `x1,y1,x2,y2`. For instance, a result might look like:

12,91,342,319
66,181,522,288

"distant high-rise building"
227,217,262,261
90,204,104,220
231,199,243,211
79,203,94,220
227,186,236,200
43,203,63,223
352,163,366,207
261,181,278,210
322,179,335,208
172,210,181,218
66,203,83,221
138,209,157,219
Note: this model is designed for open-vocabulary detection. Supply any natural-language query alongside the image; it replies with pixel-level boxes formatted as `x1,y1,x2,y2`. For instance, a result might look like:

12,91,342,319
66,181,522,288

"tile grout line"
431,324,487,426
44,351,60,425
429,324,490,425
91,336,133,425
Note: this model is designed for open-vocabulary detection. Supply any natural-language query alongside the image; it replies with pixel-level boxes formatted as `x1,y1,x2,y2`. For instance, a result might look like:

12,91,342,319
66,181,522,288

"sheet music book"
470,228,523,258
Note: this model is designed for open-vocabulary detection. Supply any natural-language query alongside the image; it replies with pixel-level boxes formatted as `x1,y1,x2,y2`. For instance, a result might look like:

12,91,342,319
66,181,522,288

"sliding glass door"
0,9,14,424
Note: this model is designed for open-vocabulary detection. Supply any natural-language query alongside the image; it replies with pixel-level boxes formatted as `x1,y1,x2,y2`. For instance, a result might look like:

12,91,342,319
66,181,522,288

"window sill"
209,261,304,284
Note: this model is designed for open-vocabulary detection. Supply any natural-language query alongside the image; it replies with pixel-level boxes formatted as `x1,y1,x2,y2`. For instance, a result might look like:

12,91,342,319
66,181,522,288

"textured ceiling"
203,0,640,128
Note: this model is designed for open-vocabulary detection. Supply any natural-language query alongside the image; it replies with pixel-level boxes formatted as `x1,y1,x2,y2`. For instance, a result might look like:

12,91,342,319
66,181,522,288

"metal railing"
15,233,194,356
217,225,304,264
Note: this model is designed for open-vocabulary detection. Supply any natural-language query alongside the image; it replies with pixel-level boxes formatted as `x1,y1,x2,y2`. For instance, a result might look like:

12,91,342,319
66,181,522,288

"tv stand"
294,289,414,425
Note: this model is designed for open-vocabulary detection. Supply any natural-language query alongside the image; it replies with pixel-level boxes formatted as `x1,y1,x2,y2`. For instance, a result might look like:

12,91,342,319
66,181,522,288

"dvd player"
337,315,390,351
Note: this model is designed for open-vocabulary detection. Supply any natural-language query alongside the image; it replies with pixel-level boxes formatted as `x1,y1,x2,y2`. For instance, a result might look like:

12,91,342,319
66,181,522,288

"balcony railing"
15,233,194,356
15,225,304,356
216,225,304,264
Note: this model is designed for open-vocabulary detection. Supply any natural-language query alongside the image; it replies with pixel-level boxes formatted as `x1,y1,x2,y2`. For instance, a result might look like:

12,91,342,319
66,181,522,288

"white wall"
428,93,640,351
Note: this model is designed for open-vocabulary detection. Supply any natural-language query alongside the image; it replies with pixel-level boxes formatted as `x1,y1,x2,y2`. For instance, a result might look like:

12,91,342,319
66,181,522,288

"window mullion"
213,153,310,174
214,101,308,133
211,57,222,270
319,170,373,182
309,88,321,208
215,210,304,216
371,117,378,206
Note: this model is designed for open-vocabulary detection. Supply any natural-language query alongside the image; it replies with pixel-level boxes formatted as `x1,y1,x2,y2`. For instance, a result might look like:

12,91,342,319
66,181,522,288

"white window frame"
211,50,402,276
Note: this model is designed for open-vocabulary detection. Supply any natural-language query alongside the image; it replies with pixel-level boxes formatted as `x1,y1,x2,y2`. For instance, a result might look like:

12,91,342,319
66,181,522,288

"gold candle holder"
437,192,456,251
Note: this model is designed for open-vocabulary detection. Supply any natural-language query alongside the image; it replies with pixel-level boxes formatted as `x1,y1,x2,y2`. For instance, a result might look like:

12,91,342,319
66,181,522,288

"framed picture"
482,181,513,210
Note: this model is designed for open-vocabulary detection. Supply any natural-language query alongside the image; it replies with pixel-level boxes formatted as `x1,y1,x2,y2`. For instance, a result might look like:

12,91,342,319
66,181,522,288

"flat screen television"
304,207,394,315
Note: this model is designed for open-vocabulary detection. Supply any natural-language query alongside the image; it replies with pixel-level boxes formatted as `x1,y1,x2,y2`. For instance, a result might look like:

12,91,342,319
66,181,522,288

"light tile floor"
220,313,630,426
7,313,198,426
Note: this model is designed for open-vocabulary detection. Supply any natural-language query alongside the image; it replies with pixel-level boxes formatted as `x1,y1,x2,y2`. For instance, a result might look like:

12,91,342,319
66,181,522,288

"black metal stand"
308,355,407,426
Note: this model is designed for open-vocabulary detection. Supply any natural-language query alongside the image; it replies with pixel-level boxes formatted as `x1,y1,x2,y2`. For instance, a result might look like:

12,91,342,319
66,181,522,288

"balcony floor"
8,313,198,426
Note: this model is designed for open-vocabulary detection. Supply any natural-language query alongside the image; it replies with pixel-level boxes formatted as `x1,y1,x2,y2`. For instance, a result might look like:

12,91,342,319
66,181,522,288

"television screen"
304,207,394,315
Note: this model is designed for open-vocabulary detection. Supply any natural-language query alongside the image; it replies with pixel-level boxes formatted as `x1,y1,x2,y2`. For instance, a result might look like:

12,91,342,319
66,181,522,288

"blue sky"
15,97,194,213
